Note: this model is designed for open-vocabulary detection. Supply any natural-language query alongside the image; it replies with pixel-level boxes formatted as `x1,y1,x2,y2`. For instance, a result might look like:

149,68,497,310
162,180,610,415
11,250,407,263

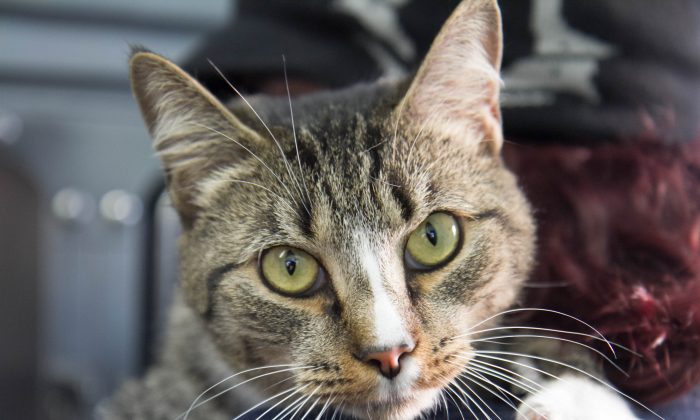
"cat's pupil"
285,252,297,276
425,222,438,246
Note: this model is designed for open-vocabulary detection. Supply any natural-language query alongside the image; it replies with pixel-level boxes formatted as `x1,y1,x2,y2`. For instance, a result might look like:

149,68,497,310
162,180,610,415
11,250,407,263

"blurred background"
0,1,231,418
2,0,700,419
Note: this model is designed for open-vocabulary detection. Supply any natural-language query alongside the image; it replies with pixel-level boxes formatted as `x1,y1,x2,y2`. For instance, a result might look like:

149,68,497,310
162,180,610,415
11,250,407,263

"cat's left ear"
398,0,503,153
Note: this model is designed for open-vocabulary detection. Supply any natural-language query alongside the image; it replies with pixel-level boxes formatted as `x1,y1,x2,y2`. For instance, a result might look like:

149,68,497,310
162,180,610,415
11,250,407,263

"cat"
102,0,643,419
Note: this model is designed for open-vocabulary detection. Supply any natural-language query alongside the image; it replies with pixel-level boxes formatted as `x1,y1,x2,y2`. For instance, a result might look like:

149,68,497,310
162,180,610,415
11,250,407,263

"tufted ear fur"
129,50,264,228
399,0,503,153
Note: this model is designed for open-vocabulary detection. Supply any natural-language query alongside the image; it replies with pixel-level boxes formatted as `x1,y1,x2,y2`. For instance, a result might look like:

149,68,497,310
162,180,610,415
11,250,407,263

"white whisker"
451,377,493,420
183,366,318,419
207,60,308,215
233,385,301,420
329,398,345,420
454,325,637,356
468,361,540,395
469,358,542,394
436,374,457,419
445,384,475,420
468,333,629,376
314,394,335,420
191,122,297,204
299,391,323,420
472,351,663,420
281,384,322,420
461,369,519,413
272,388,318,420
461,366,545,419
254,385,309,420
270,391,310,420
229,180,287,202
179,364,307,420
369,175,400,188
458,308,617,358
436,389,448,419
282,54,313,215
432,372,460,420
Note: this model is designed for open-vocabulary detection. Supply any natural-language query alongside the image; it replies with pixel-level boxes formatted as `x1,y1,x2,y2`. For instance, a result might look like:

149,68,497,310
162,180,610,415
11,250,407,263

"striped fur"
104,1,545,419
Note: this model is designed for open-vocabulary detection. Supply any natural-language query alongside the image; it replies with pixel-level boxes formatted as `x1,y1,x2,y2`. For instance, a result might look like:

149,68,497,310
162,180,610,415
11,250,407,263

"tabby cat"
103,0,641,418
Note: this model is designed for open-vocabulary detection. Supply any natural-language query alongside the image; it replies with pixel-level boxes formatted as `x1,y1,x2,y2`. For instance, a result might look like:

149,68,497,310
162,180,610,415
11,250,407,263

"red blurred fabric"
503,138,700,404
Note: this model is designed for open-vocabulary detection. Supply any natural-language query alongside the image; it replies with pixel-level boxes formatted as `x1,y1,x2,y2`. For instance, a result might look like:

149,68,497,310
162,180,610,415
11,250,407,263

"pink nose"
362,344,415,379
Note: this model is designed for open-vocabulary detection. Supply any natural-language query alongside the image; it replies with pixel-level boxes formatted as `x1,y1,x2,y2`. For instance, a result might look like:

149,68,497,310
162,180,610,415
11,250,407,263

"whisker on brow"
282,54,314,213
207,59,310,216
191,122,297,204
229,180,288,203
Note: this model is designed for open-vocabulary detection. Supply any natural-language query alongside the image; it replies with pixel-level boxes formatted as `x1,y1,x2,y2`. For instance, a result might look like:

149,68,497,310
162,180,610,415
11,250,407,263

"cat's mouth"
334,356,444,419
342,387,441,420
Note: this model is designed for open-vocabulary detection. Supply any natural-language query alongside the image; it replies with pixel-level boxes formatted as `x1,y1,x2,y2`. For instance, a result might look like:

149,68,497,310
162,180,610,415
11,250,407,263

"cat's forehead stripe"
386,178,415,222
297,199,314,238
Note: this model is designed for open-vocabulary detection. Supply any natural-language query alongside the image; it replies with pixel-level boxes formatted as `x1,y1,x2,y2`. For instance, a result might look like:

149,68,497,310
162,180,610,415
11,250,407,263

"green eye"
405,212,460,269
261,246,321,296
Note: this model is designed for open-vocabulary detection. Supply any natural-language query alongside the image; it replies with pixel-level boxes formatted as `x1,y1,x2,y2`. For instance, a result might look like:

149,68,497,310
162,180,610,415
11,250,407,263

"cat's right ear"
129,49,263,228
397,0,503,154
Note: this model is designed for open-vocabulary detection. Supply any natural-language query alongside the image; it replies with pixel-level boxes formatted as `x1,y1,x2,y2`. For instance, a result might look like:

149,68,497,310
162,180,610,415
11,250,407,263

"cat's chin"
342,388,440,420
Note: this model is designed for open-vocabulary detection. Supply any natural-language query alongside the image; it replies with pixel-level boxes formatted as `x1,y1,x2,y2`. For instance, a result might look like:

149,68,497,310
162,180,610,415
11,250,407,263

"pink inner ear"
397,0,504,150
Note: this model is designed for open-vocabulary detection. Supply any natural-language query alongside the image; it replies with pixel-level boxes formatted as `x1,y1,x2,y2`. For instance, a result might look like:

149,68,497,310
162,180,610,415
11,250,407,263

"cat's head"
130,0,534,418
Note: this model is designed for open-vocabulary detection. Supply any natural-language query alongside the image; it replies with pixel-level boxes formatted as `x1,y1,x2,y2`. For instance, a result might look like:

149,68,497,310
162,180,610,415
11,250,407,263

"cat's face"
130,1,534,419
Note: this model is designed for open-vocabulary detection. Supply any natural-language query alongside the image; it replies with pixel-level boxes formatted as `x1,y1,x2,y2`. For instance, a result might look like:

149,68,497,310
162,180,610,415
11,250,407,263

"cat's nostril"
361,344,415,379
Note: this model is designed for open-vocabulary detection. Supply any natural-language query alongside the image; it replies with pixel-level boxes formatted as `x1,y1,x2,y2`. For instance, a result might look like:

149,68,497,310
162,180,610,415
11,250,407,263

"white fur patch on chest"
516,374,639,420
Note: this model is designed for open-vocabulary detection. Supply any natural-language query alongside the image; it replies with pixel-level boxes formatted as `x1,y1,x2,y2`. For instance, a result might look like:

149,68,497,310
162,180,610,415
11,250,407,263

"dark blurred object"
504,137,700,404
186,0,459,94
187,0,700,145
0,149,39,420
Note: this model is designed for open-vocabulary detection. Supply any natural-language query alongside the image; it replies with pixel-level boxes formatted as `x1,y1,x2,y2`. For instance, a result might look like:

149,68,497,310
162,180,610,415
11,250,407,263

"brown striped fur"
103,1,539,419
